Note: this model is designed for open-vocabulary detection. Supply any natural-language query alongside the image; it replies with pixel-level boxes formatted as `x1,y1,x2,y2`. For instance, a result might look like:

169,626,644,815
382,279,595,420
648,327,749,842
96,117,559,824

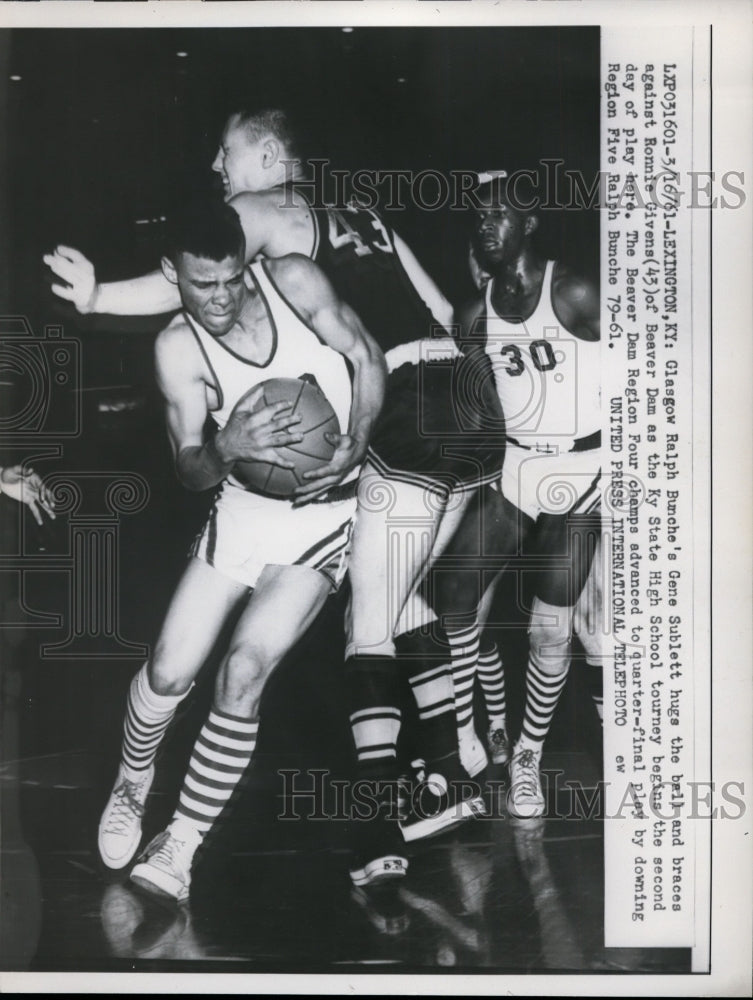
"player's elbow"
363,334,388,380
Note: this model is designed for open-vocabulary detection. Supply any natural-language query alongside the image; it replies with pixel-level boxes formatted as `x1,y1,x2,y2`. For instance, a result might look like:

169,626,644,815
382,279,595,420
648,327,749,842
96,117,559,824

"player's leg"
573,532,605,725
509,508,600,818
345,464,449,786
477,584,511,765
130,563,331,902
393,487,480,782
98,557,249,869
431,486,525,772
346,468,475,870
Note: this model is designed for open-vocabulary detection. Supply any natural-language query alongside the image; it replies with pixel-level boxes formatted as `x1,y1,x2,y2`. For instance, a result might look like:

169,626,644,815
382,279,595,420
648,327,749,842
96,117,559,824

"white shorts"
190,481,356,591
498,443,601,522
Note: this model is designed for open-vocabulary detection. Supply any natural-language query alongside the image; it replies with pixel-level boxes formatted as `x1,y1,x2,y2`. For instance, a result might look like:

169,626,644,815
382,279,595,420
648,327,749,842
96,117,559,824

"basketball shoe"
487,723,512,766
400,758,486,842
507,745,546,818
130,820,202,904
457,722,488,777
98,763,155,869
349,784,408,887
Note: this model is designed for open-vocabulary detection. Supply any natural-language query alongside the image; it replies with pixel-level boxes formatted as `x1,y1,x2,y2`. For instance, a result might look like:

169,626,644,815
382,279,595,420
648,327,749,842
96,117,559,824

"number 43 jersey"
307,199,437,353
482,260,601,452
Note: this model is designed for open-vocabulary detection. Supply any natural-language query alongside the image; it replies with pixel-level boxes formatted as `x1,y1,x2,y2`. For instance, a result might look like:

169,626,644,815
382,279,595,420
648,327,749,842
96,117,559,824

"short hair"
227,107,301,161
165,200,246,264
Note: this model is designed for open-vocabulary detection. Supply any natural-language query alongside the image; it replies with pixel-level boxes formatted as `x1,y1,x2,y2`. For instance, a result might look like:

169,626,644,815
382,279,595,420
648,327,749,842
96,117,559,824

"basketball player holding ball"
46,109,505,888
90,200,385,902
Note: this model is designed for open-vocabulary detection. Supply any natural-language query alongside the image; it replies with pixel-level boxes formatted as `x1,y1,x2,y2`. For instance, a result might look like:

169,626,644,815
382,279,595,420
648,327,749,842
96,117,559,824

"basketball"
232,377,340,498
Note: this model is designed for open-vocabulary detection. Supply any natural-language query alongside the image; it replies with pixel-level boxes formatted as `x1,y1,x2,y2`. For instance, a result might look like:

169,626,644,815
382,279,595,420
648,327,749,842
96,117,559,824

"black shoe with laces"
348,781,408,887
399,757,486,843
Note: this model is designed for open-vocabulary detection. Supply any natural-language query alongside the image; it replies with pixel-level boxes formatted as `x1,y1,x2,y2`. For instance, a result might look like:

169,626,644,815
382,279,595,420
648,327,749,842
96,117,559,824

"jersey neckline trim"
258,258,327,346
185,270,279,369
486,259,555,328
184,313,224,414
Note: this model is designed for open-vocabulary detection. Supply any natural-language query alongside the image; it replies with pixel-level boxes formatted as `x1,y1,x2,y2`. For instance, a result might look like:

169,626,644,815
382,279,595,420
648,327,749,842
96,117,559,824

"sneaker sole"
130,865,189,905
349,855,408,887
400,794,487,843
98,838,143,871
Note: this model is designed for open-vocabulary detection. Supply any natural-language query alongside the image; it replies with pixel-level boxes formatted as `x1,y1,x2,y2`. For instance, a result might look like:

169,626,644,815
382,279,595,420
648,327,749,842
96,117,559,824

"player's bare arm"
155,318,303,492
43,193,295,318
268,254,387,499
377,230,458,371
391,230,454,332
229,187,315,260
552,265,600,342
45,247,183,317
454,295,488,358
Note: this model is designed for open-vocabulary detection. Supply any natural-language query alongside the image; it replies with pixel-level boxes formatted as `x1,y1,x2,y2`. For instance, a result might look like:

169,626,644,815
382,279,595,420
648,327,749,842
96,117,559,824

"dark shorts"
429,482,602,615
367,358,506,497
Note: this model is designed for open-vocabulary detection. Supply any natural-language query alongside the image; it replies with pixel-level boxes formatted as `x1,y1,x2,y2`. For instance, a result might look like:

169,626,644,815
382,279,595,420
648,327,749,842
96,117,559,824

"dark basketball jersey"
284,183,505,495
293,187,438,352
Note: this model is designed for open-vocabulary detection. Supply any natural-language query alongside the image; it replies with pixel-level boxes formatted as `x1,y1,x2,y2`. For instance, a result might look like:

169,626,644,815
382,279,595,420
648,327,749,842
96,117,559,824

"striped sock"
586,659,603,725
122,663,185,778
396,627,460,774
346,655,402,780
445,624,480,730
477,638,506,729
518,659,570,751
173,707,257,835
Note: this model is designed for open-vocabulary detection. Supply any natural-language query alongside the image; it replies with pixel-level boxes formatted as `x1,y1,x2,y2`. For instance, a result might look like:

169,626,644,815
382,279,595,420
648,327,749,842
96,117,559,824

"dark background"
0,22,602,769
0,22,602,784
2,26,599,314
0,25,659,975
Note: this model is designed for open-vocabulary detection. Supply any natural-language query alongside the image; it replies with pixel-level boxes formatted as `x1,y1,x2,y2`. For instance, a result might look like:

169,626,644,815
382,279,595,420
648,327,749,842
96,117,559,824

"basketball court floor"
0,392,690,978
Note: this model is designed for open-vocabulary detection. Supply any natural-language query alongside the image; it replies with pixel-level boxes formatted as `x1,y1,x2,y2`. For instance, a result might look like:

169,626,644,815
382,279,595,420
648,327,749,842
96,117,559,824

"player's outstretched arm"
391,230,454,333
0,465,56,525
43,195,280,319
272,255,387,501
454,295,488,358
44,245,181,316
155,322,304,492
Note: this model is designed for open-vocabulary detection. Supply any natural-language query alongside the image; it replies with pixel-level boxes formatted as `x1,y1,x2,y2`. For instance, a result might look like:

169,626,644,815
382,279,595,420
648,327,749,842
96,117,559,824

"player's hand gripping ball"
233,377,340,498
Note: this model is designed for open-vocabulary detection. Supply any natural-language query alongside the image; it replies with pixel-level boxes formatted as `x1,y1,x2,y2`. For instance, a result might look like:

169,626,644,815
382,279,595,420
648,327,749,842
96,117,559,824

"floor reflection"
2,753,693,975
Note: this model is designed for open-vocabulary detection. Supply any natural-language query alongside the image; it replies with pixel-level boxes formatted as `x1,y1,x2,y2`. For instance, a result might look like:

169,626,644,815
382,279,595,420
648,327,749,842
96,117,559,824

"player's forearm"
96,270,182,316
392,232,453,332
175,435,233,492
384,336,460,372
347,353,388,459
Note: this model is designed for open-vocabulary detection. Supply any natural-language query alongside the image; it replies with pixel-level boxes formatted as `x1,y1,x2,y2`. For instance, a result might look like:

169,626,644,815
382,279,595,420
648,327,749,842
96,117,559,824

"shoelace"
148,834,189,875
104,778,147,835
490,729,508,748
512,749,541,792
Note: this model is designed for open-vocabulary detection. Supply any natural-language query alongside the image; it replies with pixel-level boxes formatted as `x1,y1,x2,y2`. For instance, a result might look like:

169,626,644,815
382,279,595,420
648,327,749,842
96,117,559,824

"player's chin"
202,312,236,336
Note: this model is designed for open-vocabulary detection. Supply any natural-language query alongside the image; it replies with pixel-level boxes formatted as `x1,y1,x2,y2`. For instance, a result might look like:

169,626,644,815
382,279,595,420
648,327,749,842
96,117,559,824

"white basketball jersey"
186,260,354,481
482,260,600,450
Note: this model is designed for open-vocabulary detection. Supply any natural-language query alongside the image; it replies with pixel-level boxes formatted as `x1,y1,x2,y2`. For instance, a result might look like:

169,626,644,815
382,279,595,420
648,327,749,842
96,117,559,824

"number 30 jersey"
483,260,601,451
